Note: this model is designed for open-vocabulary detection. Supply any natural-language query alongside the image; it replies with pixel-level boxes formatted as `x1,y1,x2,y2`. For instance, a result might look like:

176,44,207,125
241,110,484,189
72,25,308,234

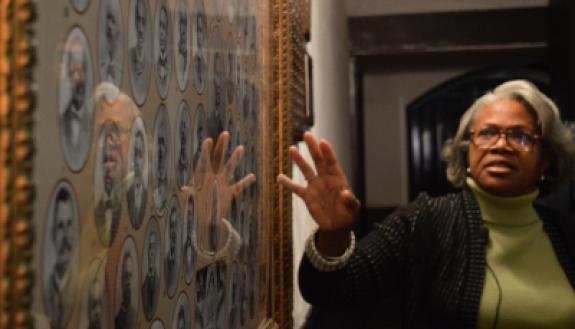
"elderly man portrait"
153,108,169,213
100,5,121,85
61,32,91,167
94,123,122,246
177,111,191,187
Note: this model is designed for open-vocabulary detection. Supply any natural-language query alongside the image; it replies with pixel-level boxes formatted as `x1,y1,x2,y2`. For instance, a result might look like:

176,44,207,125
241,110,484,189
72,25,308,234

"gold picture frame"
1,0,308,328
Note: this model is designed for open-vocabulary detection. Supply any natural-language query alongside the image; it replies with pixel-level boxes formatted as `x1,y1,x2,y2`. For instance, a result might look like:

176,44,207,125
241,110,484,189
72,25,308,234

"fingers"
289,146,316,182
232,173,257,196
212,131,230,173
224,145,245,180
319,140,346,178
303,132,327,175
277,174,306,198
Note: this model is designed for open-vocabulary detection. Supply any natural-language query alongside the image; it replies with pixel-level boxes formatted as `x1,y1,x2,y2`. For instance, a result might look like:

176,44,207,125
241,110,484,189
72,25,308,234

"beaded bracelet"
304,229,356,272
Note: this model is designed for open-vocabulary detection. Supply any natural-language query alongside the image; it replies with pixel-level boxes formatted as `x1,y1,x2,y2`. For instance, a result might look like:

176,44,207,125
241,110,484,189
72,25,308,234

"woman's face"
468,98,548,197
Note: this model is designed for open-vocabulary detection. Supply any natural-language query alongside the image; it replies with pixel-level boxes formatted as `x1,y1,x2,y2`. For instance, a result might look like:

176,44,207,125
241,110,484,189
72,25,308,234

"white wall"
347,0,547,16
292,0,352,327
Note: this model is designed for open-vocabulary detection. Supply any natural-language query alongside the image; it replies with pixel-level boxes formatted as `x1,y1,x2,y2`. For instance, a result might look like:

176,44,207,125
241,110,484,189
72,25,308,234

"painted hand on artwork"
277,132,361,256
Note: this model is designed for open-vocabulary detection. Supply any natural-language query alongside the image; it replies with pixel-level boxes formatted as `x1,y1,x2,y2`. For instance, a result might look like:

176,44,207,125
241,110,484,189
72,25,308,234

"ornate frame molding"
0,0,35,328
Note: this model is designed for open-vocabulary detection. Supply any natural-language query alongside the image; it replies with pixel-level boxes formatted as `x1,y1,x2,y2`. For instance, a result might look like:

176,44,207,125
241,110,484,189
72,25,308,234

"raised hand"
277,132,360,255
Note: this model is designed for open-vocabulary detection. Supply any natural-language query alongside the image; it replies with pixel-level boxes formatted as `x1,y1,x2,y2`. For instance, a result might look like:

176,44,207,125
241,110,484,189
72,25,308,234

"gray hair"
442,79,575,189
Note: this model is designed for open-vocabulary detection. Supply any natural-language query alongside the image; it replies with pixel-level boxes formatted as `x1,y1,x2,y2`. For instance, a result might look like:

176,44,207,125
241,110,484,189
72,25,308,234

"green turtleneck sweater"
467,178,575,329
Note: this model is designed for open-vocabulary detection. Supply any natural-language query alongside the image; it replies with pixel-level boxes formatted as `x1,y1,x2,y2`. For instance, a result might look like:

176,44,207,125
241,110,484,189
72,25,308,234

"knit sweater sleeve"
298,194,427,308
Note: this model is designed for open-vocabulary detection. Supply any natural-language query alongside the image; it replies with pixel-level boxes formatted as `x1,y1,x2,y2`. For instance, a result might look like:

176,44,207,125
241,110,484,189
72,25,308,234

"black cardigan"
299,189,575,329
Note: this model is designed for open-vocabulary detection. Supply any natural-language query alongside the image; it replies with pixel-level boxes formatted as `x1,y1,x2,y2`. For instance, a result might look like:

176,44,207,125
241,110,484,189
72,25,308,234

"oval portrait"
208,25,226,140
59,27,94,172
183,193,197,284
114,236,140,329
42,180,80,329
172,292,191,329
142,216,161,320
192,0,208,94
128,0,152,105
192,103,207,188
164,195,182,297
154,0,172,99
94,121,123,246
175,101,192,188
174,0,191,91
152,104,171,215
77,258,110,329
71,0,90,12
127,117,149,229
98,0,123,101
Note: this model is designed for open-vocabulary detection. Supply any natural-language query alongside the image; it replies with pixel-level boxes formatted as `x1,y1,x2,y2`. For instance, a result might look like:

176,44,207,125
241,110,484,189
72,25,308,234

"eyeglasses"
469,127,541,152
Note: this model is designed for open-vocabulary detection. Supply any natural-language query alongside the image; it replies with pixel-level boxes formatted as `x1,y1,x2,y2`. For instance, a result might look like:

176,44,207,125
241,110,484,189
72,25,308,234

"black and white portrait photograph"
151,319,165,329
154,0,172,99
142,216,161,321
164,195,182,297
234,45,243,109
175,101,192,188
71,0,90,12
152,104,171,215
228,264,239,329
172,292,191,329
226,33,235,105
42,181,79,329
93,121,122,246
174,0,190,91
59,27,94,172
114,237,139,329
98,0,123,101
202,182,220,255
208,26,225,139
192,103,207,185
192,0,207,94
195,263,226,329
77,259,109,329
127,117,148,229
128,0,152,105
183,193,197,284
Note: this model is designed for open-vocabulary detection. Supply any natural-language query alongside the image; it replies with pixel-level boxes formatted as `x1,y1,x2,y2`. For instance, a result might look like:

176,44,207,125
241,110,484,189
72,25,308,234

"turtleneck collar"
466,177,540,227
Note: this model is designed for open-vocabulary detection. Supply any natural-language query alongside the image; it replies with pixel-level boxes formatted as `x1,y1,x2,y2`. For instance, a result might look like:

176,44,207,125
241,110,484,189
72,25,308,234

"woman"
277,80,575,328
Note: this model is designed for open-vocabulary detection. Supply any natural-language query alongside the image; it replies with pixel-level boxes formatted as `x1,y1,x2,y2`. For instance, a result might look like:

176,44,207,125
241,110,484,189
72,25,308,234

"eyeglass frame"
468,127,542,152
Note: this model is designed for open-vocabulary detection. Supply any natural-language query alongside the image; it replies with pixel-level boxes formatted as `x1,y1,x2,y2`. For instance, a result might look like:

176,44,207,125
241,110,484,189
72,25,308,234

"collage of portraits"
33,0,269,328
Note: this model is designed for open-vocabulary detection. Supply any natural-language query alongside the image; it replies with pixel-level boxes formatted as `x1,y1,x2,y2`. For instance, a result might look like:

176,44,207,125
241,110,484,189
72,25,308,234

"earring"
466,167,471,174
540,174,546,182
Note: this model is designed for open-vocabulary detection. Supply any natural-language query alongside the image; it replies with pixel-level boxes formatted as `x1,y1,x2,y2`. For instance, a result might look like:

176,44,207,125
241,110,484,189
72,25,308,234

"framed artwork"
0,0,307,328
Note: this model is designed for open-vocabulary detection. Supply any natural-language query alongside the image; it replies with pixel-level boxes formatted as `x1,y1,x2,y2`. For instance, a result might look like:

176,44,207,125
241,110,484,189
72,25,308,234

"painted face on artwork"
54,197,73,272
468,98,549,197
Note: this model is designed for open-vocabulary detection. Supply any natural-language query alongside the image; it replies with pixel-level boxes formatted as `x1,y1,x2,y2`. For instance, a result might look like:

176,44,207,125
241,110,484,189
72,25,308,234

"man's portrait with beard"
128,0,151,105
193,0,207,93
43,182,79,329
196,264,225,329
59,27,93,172
114,238,139,329
142,218,160,320
175,0,190,91
154,0,171,98
94,122,122,246
172,292,190,329
127,118,148,229
164,195,182,297
183,194,196,284
176,101,192,188
152,104,170,215
192,103,207,178
98,0,123,95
